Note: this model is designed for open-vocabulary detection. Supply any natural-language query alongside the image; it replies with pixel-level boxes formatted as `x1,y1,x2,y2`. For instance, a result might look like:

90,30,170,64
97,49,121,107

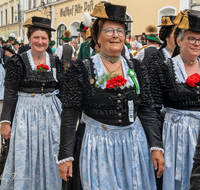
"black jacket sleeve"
147,51,164,111
137,106,163,148
0,87,18,122
189,132,200,190
58,108,80,160
58,60,84,160
0,54,24,123
147,52,167,129
55,56,65,102
134,59,163,149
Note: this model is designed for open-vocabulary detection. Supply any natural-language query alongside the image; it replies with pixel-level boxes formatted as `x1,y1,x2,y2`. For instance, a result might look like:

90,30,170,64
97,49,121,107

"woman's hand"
152,150,165,178
0,122,11,140
58,160,73,181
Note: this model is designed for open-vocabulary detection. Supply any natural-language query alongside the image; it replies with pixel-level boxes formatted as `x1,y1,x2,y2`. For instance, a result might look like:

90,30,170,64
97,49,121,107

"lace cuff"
0,120,11,124
150,147,164,154
56,156,74,164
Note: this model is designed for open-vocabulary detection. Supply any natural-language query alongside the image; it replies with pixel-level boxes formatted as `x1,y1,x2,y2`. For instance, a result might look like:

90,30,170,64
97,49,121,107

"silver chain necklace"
165,46,174,53
31,50,46,58
31,51,45,65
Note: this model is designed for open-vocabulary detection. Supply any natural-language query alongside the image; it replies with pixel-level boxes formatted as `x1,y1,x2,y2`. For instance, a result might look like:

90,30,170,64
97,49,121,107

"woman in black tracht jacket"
148,9,200,190
58,2,165,190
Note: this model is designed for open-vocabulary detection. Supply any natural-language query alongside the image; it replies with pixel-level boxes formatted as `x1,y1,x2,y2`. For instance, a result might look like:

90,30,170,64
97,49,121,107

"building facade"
2,0,198,45
0,0,26,40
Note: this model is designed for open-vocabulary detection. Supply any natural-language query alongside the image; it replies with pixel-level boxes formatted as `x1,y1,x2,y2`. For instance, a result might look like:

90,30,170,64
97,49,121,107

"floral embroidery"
186,73,200,87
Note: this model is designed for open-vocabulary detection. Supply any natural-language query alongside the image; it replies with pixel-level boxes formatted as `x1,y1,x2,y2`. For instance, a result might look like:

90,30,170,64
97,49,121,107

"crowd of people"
0,1,200,190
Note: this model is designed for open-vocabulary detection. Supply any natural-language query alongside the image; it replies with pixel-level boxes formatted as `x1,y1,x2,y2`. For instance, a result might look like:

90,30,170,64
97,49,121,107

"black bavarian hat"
76,22,88,32
159,15,176,42
90,1,132,23
23,16,56,31
158,15,176,27
174,9,200,32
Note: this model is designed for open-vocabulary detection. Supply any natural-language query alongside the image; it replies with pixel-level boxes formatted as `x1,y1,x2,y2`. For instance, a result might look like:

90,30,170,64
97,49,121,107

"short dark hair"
147,39,157,44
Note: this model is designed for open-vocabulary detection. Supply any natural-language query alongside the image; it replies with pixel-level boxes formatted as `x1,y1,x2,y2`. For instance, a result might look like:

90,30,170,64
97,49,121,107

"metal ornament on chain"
181,57,197,66
99,51,121,64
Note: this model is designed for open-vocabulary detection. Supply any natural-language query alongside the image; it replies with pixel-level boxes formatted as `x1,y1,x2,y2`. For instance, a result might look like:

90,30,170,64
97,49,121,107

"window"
158,7,176,27
70,21,80,38
125,14,132,38
191,0,200,5
28,0,32,9
17,4,20,22
11,7,14,24
5,9,7,25
191,0,200,9
33,0,36,8
1,11,3,26
57,24,67,46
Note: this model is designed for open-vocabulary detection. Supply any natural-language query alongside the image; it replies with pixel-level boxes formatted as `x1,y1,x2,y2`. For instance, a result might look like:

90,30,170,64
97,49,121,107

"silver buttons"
117,100,121,104
117,93,122,97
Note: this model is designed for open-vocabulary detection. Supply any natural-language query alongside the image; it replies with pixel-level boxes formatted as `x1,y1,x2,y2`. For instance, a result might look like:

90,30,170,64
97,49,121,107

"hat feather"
10,33,16,38
145,25,157,34
82,12,92,27
17,36,22,43
64,30,71,38
2,35,6,41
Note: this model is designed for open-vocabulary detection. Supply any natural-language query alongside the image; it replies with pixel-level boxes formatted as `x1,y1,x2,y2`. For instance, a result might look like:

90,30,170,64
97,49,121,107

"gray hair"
177,29,186,40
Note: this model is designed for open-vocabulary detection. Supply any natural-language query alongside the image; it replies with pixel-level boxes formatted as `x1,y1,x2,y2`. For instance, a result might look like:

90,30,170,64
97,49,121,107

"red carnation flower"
43,64,49,70
35,64,49,75
83,27,87,31
106,75,127,89
36,64,43,70
186,73,200,87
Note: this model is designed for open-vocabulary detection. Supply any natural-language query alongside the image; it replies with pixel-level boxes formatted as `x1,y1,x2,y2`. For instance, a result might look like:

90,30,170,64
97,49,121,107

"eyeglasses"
183,37,200,44
101,28,127,37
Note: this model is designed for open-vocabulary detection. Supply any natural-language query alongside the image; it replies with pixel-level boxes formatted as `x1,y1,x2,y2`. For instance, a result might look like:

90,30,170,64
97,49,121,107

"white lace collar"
26,49,51,71
91,54,134,89
162,48,171,60
172,54,200,83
